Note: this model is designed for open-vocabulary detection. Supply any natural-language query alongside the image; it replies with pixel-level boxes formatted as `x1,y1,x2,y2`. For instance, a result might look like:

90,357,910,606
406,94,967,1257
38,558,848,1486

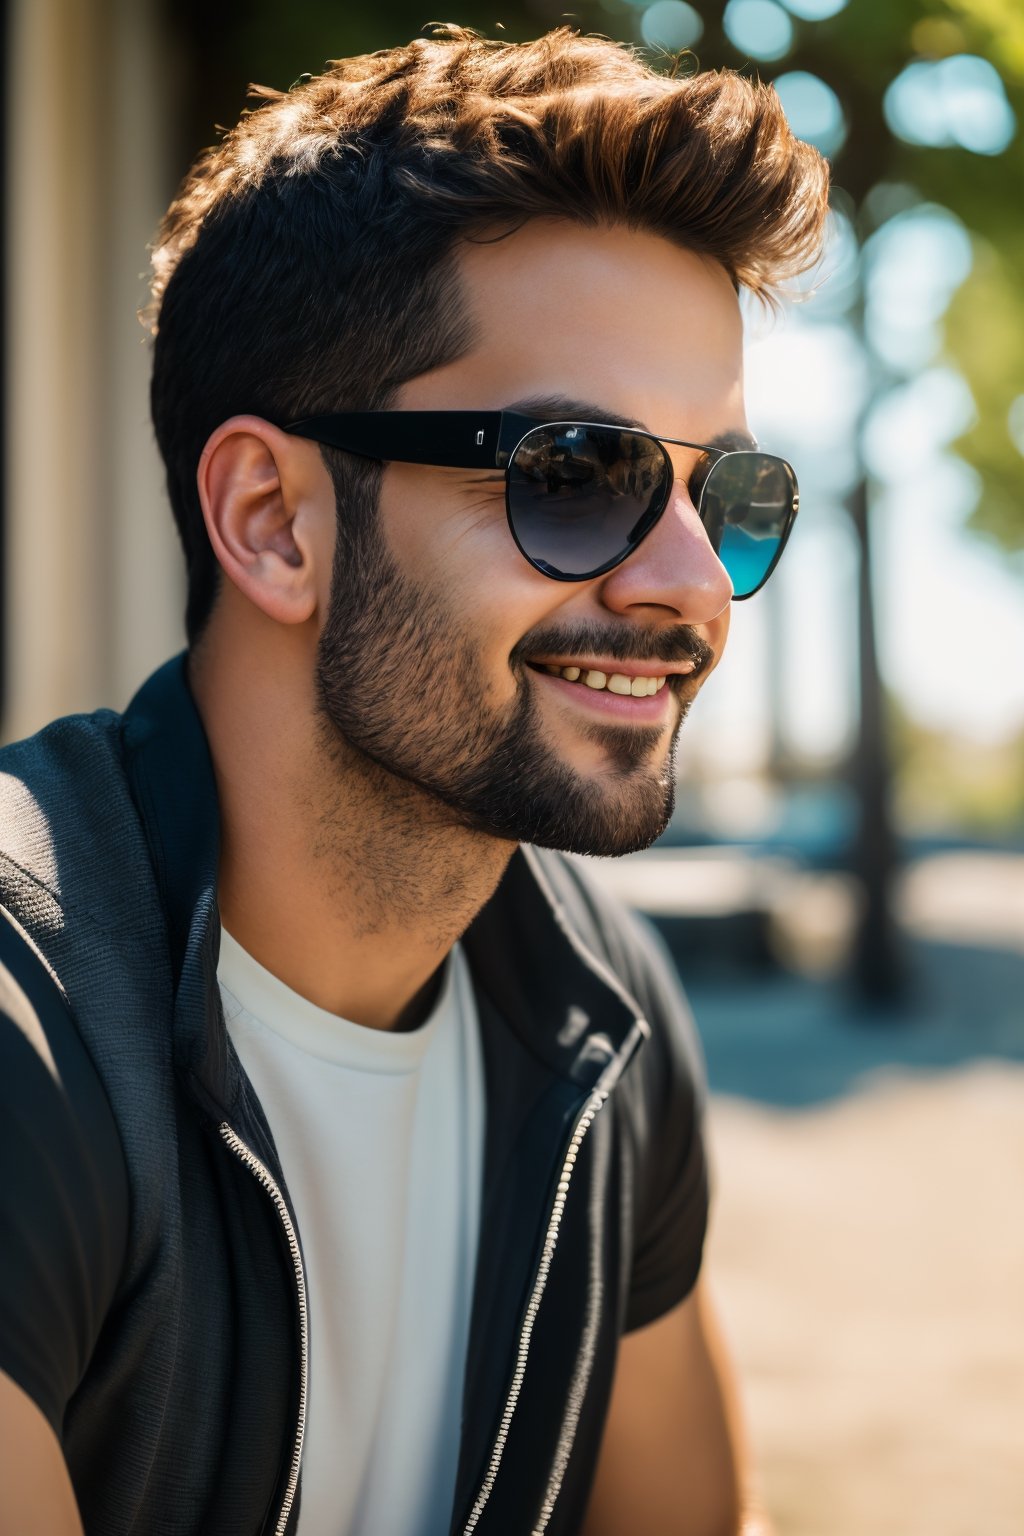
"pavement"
686,930,1024,1108
584,845,1024,1536
704,1064,1023,1536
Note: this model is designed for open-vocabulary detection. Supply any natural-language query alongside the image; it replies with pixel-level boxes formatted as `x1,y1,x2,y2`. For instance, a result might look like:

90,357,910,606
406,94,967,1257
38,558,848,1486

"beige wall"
4,0,184,742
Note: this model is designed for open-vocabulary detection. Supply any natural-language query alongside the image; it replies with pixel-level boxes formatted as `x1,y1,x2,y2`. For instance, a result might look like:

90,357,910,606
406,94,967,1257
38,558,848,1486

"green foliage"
945,238,1024,556
889,694,1024,832
944,0,1024,81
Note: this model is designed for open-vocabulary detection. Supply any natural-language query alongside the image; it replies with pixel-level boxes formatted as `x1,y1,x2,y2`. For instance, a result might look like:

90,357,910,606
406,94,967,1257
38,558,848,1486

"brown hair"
148,26,829,641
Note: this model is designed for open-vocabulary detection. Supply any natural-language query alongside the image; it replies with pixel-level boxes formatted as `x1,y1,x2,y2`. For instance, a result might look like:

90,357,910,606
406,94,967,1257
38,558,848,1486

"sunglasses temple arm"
286,412,507,468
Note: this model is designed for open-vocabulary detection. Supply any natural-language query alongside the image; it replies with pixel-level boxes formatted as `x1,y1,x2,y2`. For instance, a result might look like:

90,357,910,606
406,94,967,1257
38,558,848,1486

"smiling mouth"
526,661,691,697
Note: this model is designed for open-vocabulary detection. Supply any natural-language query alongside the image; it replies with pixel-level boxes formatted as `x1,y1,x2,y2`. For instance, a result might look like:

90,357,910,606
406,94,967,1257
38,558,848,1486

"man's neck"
190,641,514,1033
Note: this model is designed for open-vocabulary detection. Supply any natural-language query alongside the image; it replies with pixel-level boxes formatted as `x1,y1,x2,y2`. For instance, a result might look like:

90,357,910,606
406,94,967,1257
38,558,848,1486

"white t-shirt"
218,932,485,1536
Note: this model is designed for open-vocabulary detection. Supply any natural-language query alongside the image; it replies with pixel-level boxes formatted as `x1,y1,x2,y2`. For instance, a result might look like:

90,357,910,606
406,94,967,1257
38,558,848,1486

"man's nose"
596,486,733,623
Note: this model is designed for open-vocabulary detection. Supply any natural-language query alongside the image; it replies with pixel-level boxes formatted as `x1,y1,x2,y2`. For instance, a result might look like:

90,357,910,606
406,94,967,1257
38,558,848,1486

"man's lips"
524,654,698,718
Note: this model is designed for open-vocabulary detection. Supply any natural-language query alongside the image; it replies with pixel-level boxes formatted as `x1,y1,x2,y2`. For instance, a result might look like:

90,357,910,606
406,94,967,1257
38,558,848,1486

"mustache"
514,620,715,675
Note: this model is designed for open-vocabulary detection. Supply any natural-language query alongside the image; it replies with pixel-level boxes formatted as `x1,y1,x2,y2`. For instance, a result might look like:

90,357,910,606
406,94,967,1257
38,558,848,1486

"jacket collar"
122,654,647,1109
122,654,231,1117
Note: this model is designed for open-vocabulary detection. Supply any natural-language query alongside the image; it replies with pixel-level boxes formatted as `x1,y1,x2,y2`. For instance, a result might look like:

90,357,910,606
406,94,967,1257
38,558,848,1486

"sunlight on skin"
0,1371,83,1536
388,220,740,781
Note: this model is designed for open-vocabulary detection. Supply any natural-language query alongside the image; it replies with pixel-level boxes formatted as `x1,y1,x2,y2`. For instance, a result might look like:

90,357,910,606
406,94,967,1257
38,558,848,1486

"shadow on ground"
676,934,1024,1108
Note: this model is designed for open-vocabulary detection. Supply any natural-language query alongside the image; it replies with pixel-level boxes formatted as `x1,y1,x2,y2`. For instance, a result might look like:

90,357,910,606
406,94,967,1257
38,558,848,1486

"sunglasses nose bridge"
663,457,719,544
600,475,735,619
629,433,709,537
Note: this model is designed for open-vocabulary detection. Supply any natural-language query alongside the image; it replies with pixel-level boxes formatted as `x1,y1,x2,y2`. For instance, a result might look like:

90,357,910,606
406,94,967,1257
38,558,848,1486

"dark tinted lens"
506,424,670,579
698,451,797,598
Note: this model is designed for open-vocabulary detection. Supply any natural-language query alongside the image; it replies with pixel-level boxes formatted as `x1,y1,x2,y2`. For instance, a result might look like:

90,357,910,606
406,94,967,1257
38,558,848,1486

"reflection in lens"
507,424,670,578
700,452,796,597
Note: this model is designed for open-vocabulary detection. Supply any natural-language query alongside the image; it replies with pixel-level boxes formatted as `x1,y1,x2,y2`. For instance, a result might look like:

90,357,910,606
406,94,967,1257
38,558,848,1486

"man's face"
315,221,742,856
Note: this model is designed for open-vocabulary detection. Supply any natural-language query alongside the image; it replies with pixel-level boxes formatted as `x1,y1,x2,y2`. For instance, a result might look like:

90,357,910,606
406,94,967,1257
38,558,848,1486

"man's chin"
540,727,680,857
382,694,681,856
519,767,677,858
531,812,673,859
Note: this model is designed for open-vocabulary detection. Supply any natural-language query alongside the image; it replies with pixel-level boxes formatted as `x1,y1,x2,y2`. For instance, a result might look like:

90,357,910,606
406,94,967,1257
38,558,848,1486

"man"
0,25,827,1536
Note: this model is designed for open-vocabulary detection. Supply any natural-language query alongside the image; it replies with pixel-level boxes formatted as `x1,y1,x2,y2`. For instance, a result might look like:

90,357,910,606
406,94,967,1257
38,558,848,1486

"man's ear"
197,415,331,626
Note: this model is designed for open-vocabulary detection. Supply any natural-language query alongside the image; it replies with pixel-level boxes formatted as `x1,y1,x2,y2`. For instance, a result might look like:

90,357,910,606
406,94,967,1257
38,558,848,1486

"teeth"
538,663,671,695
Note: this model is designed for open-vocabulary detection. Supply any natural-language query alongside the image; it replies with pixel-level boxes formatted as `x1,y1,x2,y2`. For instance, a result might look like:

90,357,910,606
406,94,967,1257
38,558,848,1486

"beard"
314,503,708,858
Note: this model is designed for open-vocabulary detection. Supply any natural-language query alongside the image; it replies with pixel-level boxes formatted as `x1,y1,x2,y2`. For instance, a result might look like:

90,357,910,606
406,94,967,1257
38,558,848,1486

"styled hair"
148,26,830,642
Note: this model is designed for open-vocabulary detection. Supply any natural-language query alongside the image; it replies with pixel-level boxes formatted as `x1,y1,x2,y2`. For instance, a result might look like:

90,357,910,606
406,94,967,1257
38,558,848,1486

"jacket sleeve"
0,915,129,1436
612,911,711,1332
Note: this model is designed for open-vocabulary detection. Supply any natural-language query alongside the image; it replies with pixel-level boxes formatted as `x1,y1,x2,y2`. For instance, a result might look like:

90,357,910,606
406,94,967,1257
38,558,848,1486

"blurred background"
3,1,1022,1531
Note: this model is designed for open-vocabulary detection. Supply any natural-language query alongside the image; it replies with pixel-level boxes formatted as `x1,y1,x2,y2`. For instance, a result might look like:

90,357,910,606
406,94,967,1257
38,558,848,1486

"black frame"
284,411,798,598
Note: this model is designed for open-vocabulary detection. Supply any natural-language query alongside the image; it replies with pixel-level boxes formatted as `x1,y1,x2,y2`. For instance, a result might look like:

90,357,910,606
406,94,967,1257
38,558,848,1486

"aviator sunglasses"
284,410,799,600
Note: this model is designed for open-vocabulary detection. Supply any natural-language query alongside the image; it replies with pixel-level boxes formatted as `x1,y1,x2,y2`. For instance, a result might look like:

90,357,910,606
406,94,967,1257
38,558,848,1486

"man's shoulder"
0,703,141,926
0,702,128,808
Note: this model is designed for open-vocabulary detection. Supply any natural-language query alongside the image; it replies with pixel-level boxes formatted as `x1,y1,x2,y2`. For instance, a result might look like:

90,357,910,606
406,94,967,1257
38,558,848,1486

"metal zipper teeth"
219,1124,309,1536
461,1087,607,1536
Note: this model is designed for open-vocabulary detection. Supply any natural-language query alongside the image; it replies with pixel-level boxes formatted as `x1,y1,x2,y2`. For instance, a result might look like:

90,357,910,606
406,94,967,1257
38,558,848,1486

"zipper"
219,1123,309,1536
460,1085,607,1536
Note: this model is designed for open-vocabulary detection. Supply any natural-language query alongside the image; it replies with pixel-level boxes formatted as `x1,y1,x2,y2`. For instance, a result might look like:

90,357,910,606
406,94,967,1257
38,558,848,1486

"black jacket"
0,655,709,1536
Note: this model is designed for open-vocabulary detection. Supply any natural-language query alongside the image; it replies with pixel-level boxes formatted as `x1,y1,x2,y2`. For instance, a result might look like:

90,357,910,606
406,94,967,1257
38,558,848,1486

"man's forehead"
399,221,746,430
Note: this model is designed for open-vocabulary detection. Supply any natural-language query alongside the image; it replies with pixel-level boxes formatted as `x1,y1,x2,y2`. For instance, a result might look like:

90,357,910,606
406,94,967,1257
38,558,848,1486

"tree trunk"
847,474,907,1008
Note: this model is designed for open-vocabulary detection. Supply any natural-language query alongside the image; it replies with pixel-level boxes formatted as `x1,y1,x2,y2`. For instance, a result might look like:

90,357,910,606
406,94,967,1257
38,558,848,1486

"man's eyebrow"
505,394,645,431
504,396,757,451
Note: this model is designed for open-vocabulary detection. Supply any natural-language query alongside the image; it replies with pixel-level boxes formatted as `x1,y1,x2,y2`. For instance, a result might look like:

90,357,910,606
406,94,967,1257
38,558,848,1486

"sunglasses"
284,410,799,600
